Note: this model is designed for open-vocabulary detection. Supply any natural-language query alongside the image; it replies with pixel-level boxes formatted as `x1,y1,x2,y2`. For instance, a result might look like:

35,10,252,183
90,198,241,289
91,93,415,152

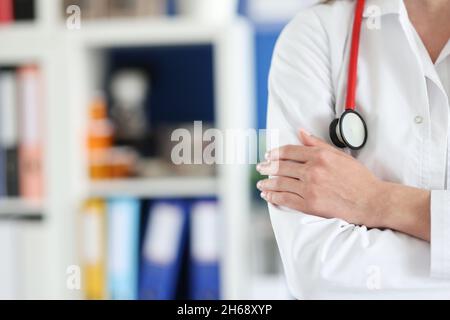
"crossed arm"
257,129,431,242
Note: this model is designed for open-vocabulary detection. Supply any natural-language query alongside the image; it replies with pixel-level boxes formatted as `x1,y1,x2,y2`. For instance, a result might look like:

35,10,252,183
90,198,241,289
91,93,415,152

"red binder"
0,0,14,24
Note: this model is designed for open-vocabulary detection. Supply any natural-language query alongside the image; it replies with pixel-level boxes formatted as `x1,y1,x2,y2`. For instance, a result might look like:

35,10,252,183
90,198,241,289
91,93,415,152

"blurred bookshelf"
0,0,292,300
66,17,254,299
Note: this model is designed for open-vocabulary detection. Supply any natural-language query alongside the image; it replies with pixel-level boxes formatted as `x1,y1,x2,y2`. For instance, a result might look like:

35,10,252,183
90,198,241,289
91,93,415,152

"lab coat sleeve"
268,10,449,299
430,191,450,279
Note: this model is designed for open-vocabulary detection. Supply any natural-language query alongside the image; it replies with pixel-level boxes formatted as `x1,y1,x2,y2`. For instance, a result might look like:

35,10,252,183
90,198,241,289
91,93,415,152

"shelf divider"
0,198,44,218
88,176,218,198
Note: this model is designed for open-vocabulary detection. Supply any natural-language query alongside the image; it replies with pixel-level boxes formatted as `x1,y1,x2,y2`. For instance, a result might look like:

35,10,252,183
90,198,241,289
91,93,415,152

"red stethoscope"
329,0,368,150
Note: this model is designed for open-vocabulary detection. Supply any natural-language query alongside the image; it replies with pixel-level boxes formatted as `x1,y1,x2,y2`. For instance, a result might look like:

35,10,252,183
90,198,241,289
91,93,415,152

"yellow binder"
81,199,106,299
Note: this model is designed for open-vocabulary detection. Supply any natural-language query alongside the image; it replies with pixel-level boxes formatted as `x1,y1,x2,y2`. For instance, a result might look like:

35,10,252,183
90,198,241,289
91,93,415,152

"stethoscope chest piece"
329,109,367,150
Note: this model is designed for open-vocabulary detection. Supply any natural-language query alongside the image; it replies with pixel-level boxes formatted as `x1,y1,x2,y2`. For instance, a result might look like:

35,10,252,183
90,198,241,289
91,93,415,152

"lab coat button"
414,116,423,124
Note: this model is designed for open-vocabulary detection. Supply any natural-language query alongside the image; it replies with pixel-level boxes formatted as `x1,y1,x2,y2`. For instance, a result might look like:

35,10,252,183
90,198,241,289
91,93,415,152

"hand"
256,129,386,228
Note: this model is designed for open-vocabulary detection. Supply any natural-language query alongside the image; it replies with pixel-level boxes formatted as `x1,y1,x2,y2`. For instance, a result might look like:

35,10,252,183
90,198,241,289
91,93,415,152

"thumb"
298,129,330,148
298,129,352,158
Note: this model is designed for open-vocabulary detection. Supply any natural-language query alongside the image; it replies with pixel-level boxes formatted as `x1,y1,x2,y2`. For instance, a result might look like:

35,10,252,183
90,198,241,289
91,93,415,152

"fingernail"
256,181,262,189
300,128,311,136
260,192,267,199
265,151,270,160
257,162,269,171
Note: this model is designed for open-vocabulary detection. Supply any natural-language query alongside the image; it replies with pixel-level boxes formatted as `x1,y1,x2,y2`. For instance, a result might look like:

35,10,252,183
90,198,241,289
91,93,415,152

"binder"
81,199,107,300
0,221,19,299
62,0,108,20
18,65,43,202
16,219,49,299
107,197,141,300
5,144,19,197
139,200,189,300
13,0,35,21
189,199,221,300
0,71,6,197
0,0,13,23
0,139,4,197
0,70,13,197
0,219,48,299
108,0,166,17
0,70,20,197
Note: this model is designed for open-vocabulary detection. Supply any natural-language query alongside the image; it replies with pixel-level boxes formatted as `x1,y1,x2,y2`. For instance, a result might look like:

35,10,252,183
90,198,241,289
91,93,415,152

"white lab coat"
268,0,450,299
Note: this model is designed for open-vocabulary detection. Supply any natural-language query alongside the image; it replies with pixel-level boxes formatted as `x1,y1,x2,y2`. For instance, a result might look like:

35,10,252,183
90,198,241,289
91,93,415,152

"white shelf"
0,198,43,218
88,177,218,198
0,18,249,50
0,22,38,35
0,23,49,50
68,18,249,47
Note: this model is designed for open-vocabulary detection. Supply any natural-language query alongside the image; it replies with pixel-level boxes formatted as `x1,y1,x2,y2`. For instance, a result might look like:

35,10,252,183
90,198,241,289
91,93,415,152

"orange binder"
17,66,43,201
17,65,44,202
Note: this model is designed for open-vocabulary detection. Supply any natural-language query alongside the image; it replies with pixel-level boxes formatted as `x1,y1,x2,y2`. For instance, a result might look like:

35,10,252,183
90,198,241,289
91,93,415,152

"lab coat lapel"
405,21,448,96
396,4,449,189
397,2,448,99
356,0,431,186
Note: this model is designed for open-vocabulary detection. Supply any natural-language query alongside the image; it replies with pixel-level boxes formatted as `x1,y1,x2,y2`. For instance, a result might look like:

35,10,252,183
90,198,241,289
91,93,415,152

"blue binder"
189,199,221,300
139,200,189,300
107,197,141,300
0,147,5,197
190,260,220,300
0,72,7,197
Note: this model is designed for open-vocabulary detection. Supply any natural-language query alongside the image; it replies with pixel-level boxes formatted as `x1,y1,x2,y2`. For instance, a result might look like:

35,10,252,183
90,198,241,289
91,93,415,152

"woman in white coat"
256,0,450,299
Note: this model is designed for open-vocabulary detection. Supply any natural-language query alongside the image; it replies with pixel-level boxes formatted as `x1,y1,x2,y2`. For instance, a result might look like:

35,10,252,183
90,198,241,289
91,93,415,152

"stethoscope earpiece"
329,109,367,150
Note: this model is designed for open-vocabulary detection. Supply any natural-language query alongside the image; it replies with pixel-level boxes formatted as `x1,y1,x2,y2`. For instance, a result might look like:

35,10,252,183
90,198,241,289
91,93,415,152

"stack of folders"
0,219,46,299
0,0,35,24
0,221,19,299
81,197,221,300
61,0,167,20
0,66,44,202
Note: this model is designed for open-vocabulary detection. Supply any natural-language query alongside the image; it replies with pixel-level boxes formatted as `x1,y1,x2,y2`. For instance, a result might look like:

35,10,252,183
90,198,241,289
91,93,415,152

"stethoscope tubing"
345,0,365,111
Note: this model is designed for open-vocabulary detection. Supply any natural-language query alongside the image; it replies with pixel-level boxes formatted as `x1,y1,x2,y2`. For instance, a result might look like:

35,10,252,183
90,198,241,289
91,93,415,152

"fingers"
257,160,307,180
260,191,306,212
298,129,353,159
266,130,347,164
298,129,330,148
257,177,306,198
266,144,316,163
